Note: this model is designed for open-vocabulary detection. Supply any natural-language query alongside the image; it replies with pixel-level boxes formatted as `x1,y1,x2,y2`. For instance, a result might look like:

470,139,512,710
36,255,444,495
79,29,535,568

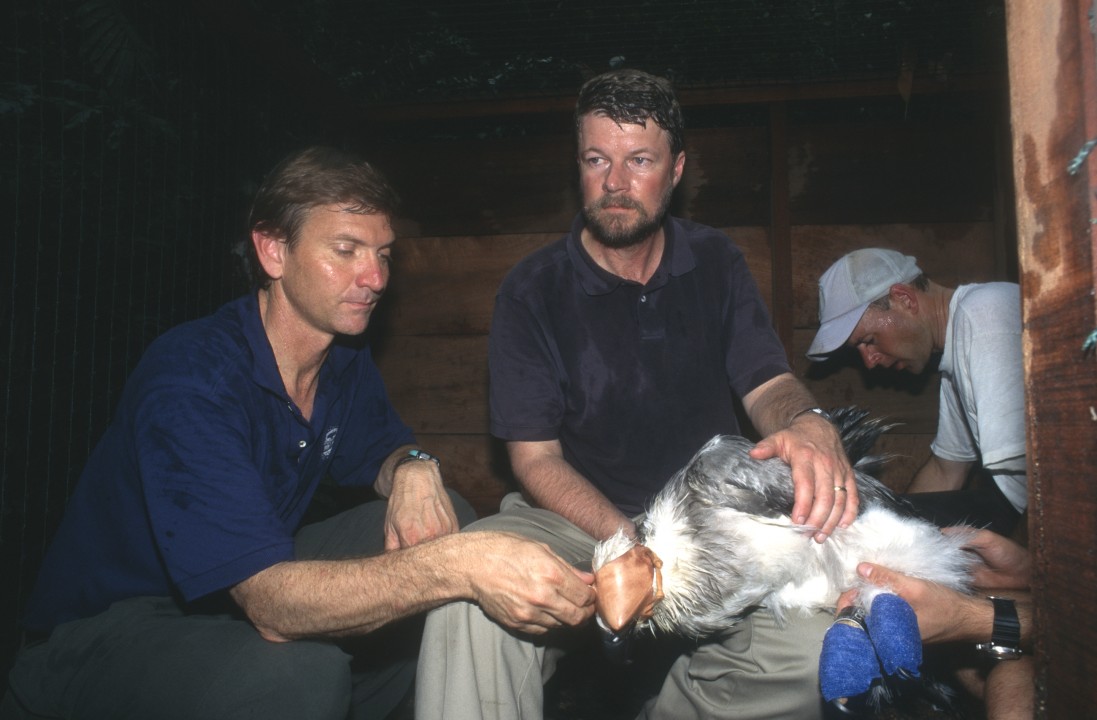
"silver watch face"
976,642,1023,660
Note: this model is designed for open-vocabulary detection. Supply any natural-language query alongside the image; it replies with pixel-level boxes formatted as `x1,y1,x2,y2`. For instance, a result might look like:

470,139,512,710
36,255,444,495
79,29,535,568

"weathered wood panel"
788,120,997,224
415,433,514,518
378,234,557,337
375,335,490,434
870,434,935,492
376,134,578,237
1006,0,1097,715
679,127,771,226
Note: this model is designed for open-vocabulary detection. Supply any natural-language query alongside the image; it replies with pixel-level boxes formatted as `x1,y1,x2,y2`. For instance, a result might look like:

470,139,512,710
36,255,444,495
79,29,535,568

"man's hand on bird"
750,412,858,543
944,527,1031,590
836,562,989,645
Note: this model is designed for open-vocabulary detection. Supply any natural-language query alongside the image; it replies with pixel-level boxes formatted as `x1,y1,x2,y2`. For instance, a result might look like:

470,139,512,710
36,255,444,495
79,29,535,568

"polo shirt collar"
566,213,697,296
237,292,358,398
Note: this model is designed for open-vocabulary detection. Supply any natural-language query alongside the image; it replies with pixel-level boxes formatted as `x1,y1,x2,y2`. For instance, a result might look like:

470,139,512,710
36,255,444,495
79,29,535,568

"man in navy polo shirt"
416,71,856,720
2,147,596,720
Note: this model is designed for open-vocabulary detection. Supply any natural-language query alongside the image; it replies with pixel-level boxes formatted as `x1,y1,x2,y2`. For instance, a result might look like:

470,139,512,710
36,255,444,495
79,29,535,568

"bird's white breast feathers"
608,496,974,636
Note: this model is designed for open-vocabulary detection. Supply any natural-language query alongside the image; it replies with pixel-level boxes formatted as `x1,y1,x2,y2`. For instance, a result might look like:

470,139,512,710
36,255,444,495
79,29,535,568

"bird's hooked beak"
593,544,664,633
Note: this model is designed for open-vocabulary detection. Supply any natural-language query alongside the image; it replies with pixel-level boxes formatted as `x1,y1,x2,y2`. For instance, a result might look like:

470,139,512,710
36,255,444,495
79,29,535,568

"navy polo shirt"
25,294,414,633
489,214,789,515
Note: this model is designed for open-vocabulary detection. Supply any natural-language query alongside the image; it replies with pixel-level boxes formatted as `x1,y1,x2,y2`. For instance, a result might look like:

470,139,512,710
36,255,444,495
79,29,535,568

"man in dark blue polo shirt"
2,147,597,720
416,70,855,720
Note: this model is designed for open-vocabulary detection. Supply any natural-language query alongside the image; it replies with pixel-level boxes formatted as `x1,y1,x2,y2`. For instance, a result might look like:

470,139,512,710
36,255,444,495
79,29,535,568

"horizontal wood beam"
361,73,1003,124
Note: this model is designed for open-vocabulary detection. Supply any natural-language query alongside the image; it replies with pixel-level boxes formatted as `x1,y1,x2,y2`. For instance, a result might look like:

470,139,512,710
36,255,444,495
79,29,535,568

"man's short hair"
575,69,685,156
245,146,400,289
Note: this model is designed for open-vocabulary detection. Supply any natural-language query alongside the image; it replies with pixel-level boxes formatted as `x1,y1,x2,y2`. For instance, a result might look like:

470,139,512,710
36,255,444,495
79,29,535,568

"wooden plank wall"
1005,0,1097,714
366,96,1011,518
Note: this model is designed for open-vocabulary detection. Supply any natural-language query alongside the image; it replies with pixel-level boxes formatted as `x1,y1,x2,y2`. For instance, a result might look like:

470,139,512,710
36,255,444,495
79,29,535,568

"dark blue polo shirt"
25,294,414,633
489,214,789,515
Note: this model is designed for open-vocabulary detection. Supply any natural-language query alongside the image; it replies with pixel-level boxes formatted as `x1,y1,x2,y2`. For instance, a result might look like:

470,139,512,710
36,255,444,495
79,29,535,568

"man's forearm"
520,456,634,541
741,372,820,437
937,591,1032,650
908,454,972,493
231,536,471,642
508,442,633,541
985,657,1035,720
232,530,597,642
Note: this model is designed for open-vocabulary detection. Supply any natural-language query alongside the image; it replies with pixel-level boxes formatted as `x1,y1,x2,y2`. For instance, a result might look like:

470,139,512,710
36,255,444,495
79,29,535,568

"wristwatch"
976,596,1023,660
395,448,441,468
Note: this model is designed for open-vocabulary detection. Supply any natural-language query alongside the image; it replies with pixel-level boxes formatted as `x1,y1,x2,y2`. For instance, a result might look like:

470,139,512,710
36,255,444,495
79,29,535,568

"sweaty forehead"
580,114,668,146
847,307,882,345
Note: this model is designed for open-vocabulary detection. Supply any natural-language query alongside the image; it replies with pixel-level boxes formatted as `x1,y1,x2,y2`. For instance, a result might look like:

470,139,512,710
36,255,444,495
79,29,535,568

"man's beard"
583,189,672,249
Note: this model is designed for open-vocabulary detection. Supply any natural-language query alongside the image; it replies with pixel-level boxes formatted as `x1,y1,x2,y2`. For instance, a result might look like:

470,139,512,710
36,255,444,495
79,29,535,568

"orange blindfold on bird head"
593,544,664,633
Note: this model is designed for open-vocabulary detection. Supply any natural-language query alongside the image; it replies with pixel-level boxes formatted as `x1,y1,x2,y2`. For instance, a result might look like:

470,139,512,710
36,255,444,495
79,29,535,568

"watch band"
976,596,1023,660
792,407,834,424
832,605,867,632
395,448,441,468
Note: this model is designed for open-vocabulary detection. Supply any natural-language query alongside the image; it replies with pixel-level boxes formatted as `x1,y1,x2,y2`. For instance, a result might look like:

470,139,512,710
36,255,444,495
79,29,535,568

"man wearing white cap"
807,248,1025,535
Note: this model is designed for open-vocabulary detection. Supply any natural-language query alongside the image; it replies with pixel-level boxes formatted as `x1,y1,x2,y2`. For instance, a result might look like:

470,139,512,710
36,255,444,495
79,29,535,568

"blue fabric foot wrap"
866,593,922,677
819,615,880,702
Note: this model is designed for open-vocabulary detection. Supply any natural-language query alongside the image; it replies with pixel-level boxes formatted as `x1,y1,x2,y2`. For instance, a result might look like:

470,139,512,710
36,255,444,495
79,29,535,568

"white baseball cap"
806,248,922,360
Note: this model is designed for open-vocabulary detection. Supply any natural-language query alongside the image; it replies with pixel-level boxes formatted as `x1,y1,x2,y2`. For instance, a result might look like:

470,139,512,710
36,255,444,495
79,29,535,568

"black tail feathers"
828,406,898,474
826,670,966,719
825,407,920,516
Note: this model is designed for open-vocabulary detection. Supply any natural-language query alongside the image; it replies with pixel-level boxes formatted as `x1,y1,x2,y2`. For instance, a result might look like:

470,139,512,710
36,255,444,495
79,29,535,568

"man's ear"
889,283,918,312
671,150,685,188
252,229,286,282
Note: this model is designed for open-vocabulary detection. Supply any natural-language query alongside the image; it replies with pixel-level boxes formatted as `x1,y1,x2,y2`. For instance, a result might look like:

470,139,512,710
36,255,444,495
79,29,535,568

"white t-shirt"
931,283,1027,513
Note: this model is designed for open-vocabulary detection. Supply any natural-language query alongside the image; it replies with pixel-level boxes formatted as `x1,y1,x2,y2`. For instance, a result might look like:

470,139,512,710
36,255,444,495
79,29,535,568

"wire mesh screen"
0,2,325,655
268,0,1006,102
